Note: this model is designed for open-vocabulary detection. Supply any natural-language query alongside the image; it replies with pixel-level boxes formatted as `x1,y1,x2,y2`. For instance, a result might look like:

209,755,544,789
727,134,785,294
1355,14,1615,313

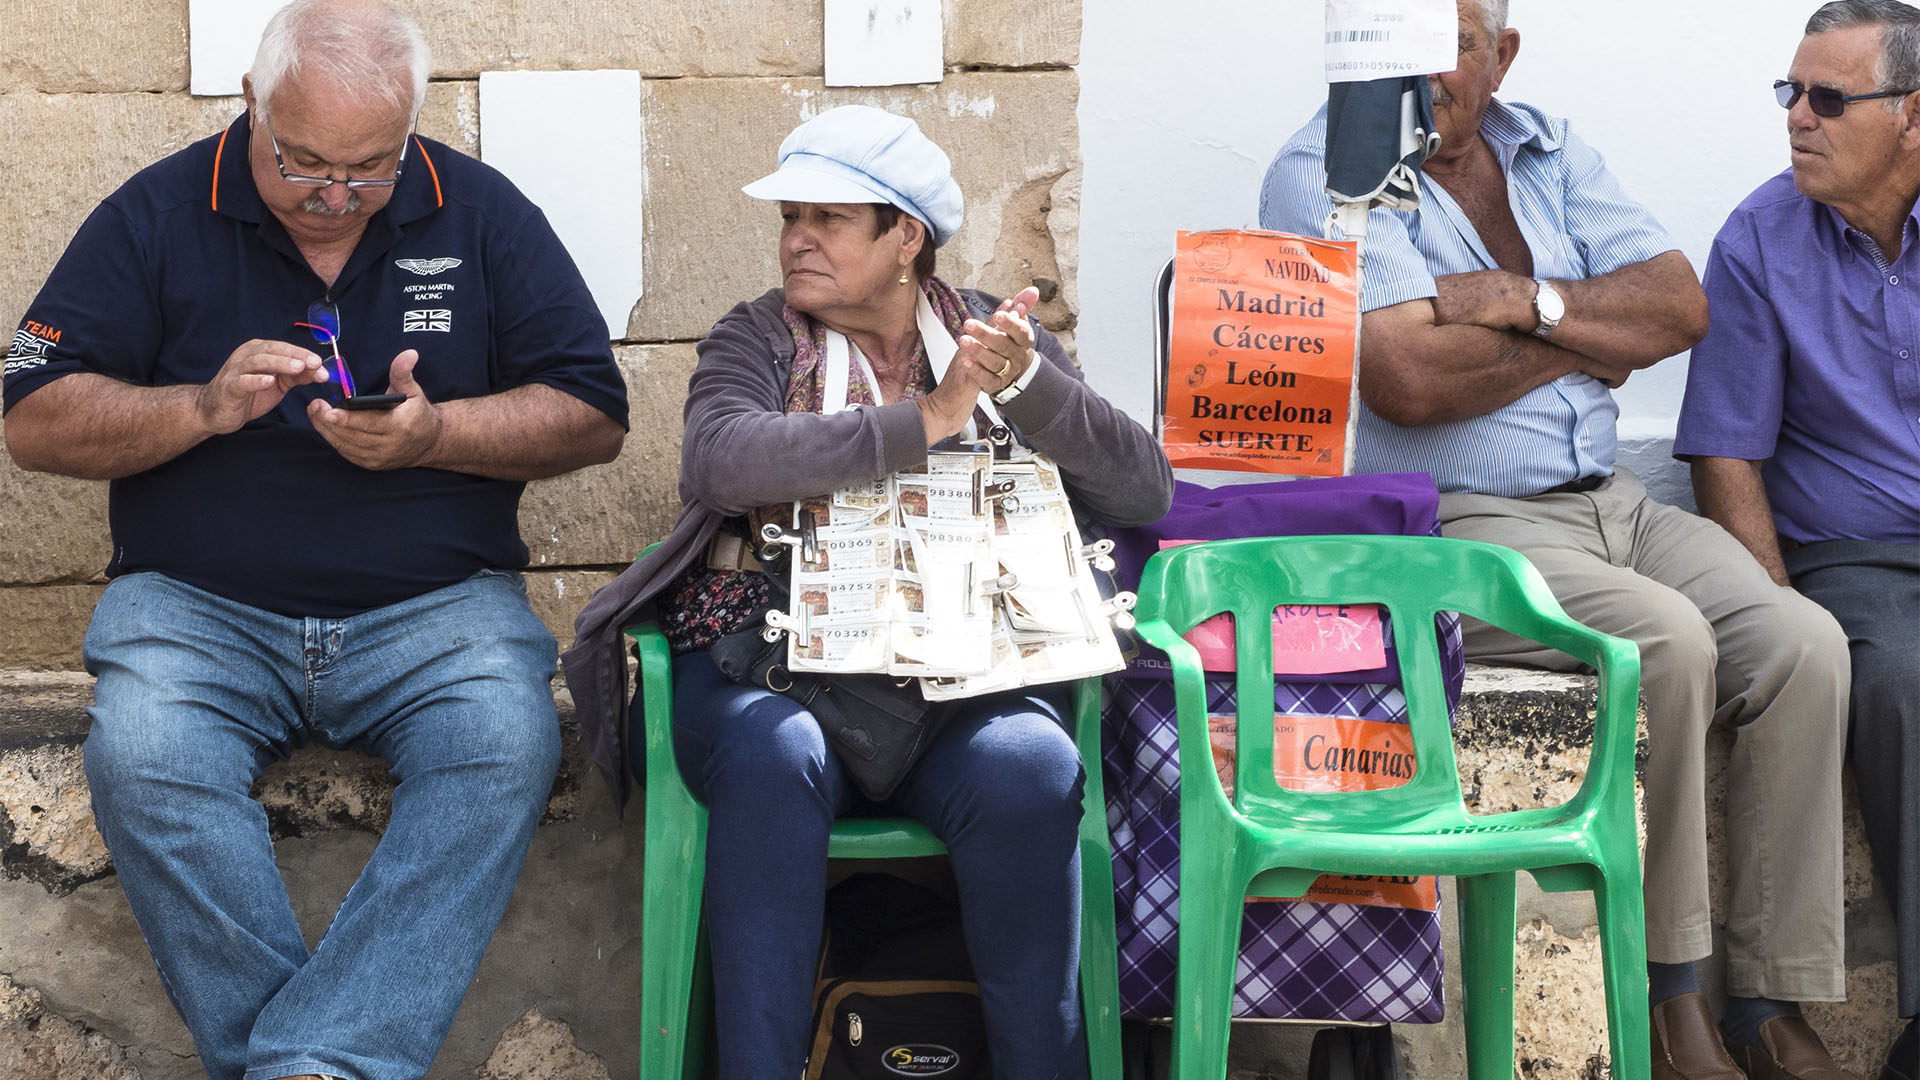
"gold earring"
899,274,911,285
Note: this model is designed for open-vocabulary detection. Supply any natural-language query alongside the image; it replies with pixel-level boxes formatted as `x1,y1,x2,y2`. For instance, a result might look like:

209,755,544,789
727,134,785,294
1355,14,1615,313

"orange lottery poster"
1209,713,1439,912
1165,229,1360,476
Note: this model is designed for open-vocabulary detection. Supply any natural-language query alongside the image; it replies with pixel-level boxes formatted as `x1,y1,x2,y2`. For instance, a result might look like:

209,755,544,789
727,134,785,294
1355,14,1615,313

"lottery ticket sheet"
781,451,1129,695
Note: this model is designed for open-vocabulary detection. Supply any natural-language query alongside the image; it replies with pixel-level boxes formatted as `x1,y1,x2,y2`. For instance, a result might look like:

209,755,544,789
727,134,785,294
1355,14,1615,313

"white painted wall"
1078,0,1817,499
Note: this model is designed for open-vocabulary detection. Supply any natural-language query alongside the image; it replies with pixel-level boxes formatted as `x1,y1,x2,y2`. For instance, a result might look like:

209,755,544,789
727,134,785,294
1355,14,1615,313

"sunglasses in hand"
293,300,405,410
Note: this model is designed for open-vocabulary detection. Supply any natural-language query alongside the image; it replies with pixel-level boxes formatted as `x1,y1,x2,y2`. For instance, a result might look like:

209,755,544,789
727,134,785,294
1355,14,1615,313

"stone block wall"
0,0,1083,671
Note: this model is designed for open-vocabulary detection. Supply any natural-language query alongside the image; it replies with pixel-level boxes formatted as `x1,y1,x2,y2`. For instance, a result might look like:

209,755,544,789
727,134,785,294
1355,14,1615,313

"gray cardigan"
562,287,1174,808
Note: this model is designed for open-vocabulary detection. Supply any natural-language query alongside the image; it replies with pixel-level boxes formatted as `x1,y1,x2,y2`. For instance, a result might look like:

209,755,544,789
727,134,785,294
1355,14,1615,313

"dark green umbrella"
1323,76,1441,248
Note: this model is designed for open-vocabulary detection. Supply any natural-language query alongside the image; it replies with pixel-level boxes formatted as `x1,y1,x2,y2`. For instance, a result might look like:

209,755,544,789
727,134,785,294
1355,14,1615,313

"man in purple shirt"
1678,4,1920,1077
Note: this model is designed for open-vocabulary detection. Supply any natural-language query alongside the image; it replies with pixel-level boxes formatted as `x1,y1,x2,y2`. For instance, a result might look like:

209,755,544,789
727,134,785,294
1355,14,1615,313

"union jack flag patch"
402,309,452,333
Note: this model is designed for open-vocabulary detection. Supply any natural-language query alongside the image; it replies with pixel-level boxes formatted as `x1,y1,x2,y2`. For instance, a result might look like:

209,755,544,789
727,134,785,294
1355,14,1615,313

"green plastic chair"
1130,535,1647,1080
626,604,1123,1079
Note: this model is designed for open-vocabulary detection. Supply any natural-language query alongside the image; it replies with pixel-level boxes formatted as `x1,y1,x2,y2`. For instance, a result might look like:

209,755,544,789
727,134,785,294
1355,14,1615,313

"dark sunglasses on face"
1775,78,1913,117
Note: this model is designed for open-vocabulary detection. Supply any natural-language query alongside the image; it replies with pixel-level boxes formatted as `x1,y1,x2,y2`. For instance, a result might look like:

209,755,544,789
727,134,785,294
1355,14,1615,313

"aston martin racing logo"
395,257,462,276
6,323,59,376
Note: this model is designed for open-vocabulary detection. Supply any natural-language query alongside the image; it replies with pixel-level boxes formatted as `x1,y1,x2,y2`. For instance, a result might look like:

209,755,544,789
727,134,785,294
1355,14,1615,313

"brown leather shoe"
1653,992,1746,1079
1723,1014,1863,1080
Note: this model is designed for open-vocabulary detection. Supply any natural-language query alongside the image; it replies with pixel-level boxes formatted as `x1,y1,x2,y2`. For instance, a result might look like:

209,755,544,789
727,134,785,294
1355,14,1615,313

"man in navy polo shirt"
1680,4,1920,1077
1,1,626,1078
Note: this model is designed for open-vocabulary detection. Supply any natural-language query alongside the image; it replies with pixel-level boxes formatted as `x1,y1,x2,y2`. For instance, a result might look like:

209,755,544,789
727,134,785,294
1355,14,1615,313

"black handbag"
709,610,955,802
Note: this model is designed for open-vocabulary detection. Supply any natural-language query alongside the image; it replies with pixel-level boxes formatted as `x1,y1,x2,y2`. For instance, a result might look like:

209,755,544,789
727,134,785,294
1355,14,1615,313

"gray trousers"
1439,468,1851,1001
1786,539,1919,1018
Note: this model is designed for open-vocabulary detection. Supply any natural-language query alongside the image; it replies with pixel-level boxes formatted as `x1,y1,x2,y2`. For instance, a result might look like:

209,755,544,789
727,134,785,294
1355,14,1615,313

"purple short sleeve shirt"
1675,169,1920,544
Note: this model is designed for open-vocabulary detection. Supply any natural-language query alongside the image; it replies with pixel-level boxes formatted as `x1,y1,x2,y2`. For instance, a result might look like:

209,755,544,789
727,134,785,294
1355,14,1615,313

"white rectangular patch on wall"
478,70,646,341
189,0,283,96
824,0,944,87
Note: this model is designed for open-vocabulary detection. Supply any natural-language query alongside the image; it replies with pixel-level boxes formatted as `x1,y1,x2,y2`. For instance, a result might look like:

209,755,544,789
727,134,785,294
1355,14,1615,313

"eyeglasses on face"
265,116,411,190
293,299,358,398
1774,78,1914,117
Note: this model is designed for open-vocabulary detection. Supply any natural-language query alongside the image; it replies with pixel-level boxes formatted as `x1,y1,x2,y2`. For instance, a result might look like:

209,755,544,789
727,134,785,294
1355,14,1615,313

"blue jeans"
81,570,562,1080
665,652,1090,1080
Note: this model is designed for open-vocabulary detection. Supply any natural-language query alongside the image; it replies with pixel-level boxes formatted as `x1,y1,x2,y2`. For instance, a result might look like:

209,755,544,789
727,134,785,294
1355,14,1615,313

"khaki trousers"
1440,468,1850,1001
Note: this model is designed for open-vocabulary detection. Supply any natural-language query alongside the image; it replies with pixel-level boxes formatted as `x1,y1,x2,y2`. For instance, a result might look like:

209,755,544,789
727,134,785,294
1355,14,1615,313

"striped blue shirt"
1259,98,1680,497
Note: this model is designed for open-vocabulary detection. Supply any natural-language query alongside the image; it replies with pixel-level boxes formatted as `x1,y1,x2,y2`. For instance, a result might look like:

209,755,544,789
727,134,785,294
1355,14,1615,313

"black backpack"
805,873,991,1080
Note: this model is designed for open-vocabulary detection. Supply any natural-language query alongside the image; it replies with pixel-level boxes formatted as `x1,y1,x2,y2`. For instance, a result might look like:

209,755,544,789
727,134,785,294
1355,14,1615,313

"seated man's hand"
196,339,330,435
308,350,444,470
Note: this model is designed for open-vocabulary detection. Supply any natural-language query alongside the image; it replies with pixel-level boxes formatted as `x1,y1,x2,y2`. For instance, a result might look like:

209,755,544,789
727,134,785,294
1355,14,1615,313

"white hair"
249,0,429,125
1464,0,1510,41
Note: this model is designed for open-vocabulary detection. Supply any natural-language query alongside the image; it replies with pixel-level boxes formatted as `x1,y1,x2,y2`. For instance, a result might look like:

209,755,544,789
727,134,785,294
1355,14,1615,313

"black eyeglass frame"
1774,78,1915,118
264,115,414,190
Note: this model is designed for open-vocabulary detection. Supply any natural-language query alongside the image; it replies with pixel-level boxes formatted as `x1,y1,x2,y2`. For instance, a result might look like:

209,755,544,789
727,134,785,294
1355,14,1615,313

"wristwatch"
1532,279,1565,339
992,349,1043,405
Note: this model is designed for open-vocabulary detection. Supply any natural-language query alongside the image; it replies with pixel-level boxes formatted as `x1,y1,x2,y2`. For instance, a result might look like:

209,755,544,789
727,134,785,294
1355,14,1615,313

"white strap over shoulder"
819,291,1007,439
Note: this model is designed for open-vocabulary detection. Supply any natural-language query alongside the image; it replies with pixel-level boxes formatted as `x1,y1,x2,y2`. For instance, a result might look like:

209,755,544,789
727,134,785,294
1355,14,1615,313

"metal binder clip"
759,512,819,566
983,572,1019,595
986,424,1012,447
1077,538,1117,573
1101,592,1138,631
762,606,807,644
972,471,1019,516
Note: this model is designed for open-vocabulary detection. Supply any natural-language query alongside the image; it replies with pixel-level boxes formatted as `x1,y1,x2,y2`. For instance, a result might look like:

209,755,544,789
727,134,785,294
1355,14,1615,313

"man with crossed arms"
1263,2,1856,1077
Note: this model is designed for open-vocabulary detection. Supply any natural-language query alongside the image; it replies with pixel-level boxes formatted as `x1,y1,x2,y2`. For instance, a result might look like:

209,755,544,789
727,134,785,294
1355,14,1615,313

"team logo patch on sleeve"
403,309,452,333
6,322,61,376
395,257,462,276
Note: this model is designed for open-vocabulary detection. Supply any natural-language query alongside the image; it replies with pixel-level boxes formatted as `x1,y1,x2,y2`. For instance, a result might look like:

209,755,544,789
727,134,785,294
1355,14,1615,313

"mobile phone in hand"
339,393,406,411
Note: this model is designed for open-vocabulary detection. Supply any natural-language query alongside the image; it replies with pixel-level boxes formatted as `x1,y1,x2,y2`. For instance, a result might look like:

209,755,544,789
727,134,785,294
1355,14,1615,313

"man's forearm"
3,374,212,479
417,383,624,481
1431,251,1708,372
1360,300,1593,426
1691,456,1789,586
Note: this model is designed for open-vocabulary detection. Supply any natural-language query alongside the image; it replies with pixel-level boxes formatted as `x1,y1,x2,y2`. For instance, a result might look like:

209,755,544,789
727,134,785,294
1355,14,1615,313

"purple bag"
1103,475,1461,1022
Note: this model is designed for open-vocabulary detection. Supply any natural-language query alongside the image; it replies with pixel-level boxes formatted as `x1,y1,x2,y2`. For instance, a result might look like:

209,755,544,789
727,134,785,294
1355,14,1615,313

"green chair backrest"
1132,534,1639,833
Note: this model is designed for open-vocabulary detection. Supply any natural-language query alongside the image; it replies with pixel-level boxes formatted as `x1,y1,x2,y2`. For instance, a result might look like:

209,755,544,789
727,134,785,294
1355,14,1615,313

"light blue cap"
742,105,964,248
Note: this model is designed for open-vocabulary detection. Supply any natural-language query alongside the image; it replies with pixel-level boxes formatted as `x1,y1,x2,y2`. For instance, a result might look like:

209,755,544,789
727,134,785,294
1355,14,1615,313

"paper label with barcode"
1324,0,1455,82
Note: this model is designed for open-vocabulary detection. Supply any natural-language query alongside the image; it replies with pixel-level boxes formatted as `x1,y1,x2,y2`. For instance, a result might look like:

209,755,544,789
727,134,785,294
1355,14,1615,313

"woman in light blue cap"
567,104,1170,1078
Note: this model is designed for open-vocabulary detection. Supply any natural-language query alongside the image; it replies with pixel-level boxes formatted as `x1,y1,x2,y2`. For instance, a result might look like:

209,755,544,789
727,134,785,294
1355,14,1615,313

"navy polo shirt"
3,114,628,617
